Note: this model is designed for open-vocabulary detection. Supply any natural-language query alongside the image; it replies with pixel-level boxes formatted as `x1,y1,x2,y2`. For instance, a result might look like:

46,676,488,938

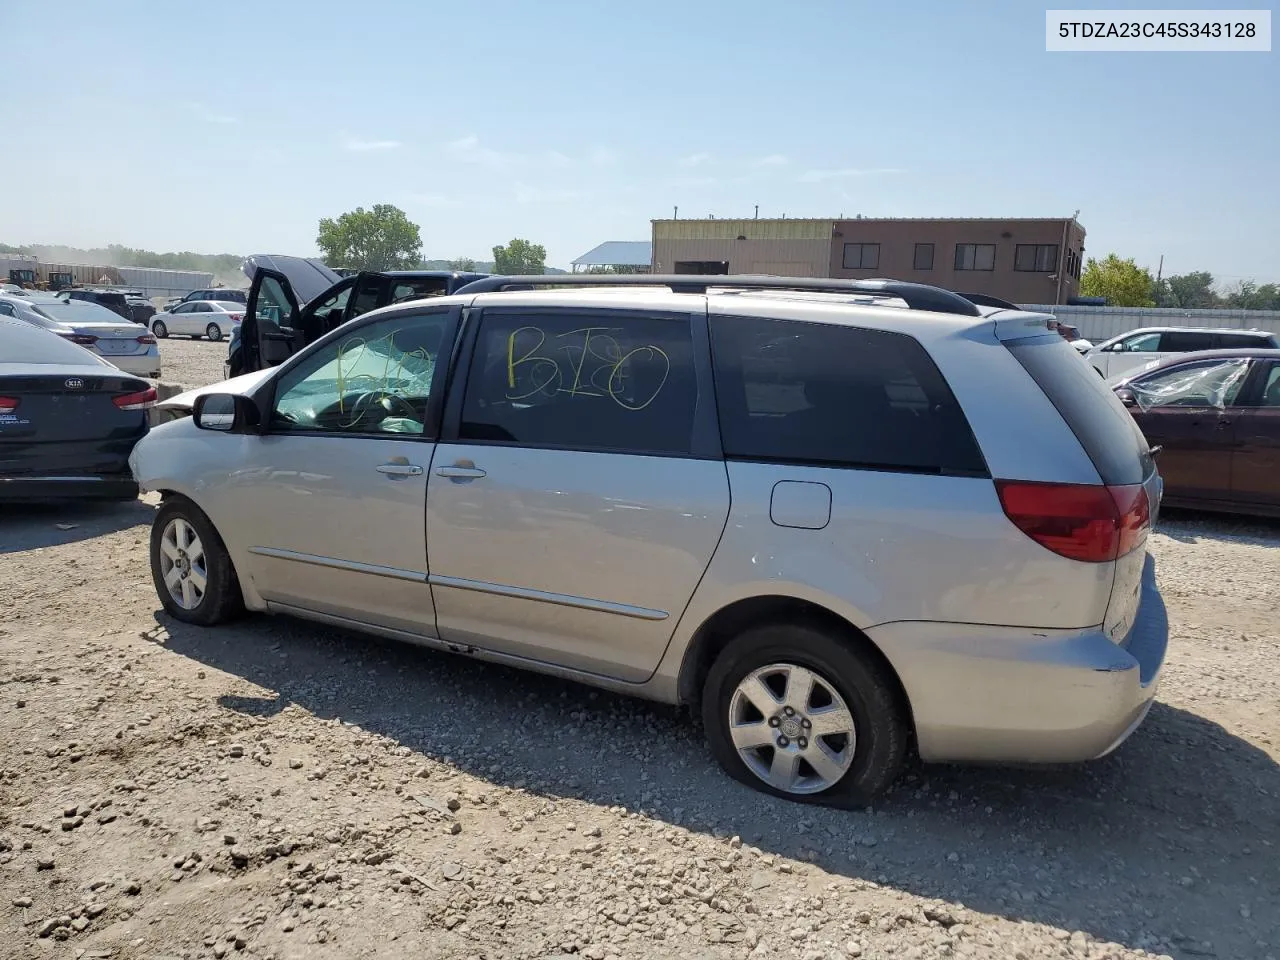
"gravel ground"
1,339,1277,960
154,336,228,390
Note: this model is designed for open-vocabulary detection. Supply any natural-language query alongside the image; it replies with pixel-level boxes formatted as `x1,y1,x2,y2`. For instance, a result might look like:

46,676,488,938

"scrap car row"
2,265,1278,806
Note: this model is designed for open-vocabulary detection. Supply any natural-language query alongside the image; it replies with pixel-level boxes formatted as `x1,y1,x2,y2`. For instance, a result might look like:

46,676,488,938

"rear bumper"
868,552,1168,764
0,475,139,501
102,353,162,379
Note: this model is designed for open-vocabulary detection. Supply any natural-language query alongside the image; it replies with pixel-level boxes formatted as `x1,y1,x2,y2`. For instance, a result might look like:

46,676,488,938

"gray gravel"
1,340,1278,958
156,334,228,389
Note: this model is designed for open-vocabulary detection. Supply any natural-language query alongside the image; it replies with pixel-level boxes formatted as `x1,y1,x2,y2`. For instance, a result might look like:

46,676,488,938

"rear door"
1230,360,1280,509
243,269,302,370
1125,357,1251,502
425,303,729,682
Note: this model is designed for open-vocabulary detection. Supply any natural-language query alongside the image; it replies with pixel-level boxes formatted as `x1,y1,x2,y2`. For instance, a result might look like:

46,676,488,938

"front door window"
271,312,449,436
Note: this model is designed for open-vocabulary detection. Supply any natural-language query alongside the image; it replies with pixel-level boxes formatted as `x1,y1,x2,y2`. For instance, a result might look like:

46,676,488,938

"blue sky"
3,0,1276,282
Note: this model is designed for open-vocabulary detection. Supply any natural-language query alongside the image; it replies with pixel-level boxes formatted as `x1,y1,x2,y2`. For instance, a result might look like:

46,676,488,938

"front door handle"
435,464,487,480
376,462,423,478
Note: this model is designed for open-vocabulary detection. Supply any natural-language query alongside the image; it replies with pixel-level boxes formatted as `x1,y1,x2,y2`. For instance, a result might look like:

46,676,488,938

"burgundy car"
1114,348,1280,517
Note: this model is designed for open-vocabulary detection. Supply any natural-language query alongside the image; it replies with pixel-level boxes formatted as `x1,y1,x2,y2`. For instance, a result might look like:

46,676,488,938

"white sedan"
151,301,244,342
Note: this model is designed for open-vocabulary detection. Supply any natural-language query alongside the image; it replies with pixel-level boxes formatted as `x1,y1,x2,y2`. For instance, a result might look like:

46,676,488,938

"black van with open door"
226,255,488,378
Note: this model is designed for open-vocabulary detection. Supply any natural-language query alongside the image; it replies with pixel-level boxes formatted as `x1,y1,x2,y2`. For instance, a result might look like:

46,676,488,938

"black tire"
206,323,223,342
152,319,168,338
701,622,908,807
150,496,244,626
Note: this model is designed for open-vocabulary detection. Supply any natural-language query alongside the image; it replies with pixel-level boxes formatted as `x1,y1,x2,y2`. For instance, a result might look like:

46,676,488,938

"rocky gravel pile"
2,497,1279,956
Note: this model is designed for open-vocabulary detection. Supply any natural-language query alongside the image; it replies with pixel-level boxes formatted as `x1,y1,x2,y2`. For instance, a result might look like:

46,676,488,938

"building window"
842,243,880,270
954,244,995,271
912,243,935,271
1015,244,1059,272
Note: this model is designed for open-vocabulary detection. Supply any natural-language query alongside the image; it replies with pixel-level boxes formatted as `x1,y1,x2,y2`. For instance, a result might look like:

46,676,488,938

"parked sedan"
1114,348,1280,517
0,295,161,379
0,316,154,501
151,301,243,341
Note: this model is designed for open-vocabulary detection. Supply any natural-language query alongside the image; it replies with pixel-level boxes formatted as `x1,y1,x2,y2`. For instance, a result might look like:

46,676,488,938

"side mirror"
1114,388,1138,409
193,393,257,432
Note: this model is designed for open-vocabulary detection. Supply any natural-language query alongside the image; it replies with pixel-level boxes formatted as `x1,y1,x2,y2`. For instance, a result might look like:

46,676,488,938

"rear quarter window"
1007,334,1152,485
709,315,986,475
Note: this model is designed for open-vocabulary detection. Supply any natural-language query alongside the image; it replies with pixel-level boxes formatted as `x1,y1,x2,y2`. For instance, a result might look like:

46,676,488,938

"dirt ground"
1,338,1277,960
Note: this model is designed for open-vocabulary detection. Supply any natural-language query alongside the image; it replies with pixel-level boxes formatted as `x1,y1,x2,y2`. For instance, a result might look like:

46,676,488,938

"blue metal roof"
571,241,652,267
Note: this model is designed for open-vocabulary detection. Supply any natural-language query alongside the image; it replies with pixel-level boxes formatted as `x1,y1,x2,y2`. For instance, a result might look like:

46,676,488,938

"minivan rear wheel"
150,497,243,626
701,623,908,806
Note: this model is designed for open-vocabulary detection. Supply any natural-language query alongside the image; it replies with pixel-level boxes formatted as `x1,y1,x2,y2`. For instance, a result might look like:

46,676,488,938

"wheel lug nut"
783,706,795,716
797,737,808,749
777,736,789,748
768,717,780,728
801,718,811,729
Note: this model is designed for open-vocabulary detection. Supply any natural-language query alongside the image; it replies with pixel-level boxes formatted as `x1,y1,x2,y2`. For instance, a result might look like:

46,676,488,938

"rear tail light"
136,334,157,344
229,313,243,322
112,386,157,411
0,396,18,414
995,480,1150,563
61,333,99,346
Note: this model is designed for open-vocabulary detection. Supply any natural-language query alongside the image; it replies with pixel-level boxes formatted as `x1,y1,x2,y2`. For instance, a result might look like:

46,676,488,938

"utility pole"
1155,254,1164,304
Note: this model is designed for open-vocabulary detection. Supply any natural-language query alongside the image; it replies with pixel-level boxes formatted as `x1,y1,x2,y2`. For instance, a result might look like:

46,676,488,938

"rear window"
709,315,986,475
0,320,110,365
1216,331,1277,348
1007,335,1152,485
34,300,127,325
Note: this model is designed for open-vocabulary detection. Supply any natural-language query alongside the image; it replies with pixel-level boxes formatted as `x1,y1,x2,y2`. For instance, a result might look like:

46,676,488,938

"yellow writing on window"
505,326,670,411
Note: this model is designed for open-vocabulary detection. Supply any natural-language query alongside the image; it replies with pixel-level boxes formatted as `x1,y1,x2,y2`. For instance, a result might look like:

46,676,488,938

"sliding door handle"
435,465,487,480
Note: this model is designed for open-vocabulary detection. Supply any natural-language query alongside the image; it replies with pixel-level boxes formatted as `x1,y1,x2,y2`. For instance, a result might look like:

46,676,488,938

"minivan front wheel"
150,497,243,626
702,623,907,806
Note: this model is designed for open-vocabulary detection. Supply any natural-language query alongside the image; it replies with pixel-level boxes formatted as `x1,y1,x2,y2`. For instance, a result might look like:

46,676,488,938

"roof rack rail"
453,273,983,317
958,292,1022,310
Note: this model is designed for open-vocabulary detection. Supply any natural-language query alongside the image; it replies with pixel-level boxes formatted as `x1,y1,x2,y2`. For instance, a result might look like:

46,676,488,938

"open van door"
242,269,302,371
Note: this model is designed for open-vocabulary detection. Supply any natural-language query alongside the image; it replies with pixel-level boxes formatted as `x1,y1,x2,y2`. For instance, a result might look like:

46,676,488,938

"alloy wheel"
158,517,207,610
727,662,857,794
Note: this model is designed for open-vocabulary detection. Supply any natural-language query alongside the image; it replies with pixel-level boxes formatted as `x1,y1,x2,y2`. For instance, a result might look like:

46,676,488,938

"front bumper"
0,475,139,501
867,552,1168,764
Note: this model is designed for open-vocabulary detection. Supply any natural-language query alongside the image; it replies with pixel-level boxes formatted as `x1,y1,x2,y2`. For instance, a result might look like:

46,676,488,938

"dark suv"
61,289,133,322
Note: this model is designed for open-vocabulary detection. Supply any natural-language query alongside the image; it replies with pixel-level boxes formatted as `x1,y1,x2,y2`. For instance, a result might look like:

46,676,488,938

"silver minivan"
130,275,1168,805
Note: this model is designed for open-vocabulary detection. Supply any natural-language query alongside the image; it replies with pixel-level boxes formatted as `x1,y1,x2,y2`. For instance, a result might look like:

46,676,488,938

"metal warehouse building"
651,216,1087,305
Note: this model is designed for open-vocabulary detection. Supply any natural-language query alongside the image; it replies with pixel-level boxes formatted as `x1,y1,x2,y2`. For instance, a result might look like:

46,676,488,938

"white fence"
1019,304,1280,343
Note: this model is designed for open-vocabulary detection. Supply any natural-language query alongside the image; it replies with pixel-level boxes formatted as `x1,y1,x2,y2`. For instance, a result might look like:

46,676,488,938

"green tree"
447,257,477,271
316,204,422,271
1079,254,1156,307
1223,280,1280,311
492,238,547,275
1155,271,1220,308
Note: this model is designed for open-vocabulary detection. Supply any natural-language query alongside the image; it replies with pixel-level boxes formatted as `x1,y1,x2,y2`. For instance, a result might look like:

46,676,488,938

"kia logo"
64,378,84,389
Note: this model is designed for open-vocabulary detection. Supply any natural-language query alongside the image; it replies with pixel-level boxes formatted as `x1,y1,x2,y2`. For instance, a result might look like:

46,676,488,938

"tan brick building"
651,216,1087,305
